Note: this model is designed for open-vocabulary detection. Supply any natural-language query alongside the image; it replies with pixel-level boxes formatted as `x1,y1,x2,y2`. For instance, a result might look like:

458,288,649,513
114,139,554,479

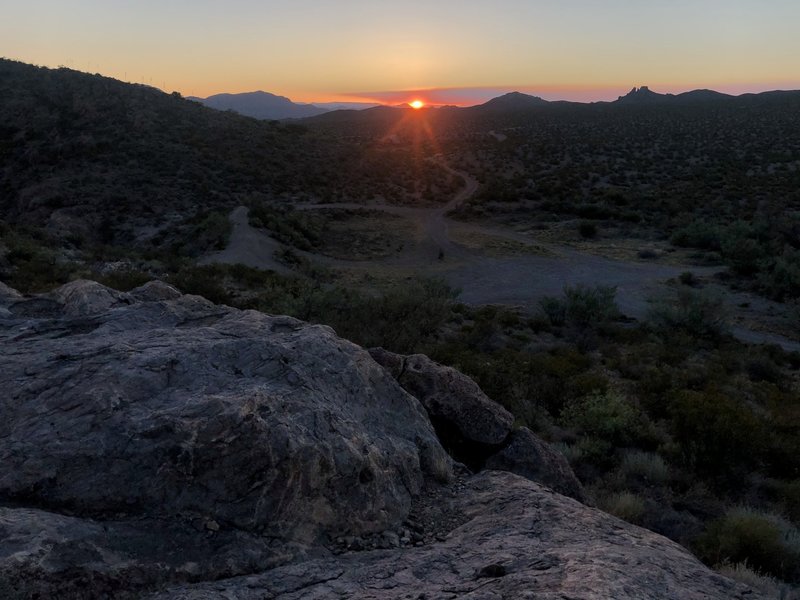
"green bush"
668,389,765,478
720,221,766,275
647,288,729,339
539,295,566,326
540,284,618,328
670,221,720,250
600,492,646,524
697,507,800,582
563,284,618,326
779,480,800,525
716,562,790,598
620,450,670,484
288,277,456,354
561,390,649,448
759,249,800,301
168,265,231,305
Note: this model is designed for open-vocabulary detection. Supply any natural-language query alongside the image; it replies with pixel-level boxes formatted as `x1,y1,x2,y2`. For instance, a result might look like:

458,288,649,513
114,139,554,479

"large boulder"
0,283,451,565
147,471,768,600
0,282,767,599
0,281,22,317
369,348,514,466
369,348,585,500
485,426,585,501
0,280,22,303
51,278,130,316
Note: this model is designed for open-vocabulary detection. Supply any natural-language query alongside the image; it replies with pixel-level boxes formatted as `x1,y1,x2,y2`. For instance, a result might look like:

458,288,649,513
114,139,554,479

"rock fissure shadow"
427,415,510,473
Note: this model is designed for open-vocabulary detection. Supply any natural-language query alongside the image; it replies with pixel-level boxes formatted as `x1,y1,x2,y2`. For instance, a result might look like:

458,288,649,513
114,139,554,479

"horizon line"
6,57,800,108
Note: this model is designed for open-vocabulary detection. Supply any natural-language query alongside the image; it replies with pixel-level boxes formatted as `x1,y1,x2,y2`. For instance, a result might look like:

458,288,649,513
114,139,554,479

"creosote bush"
600,492,646,524
697,508,800,582
620,450,670,484
647,287,729,339
539,284,618,329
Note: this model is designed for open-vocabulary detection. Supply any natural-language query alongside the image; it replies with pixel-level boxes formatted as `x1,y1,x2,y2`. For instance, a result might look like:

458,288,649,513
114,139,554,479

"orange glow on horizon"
410,99,424,109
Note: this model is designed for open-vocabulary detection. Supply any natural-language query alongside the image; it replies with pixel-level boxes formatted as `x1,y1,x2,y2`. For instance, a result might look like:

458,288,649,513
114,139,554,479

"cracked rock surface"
0,280,450,598
0,281,767,599
149,472,764,600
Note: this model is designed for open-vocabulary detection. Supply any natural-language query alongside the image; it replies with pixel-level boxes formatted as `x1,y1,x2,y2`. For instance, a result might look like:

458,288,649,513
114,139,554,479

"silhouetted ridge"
615,86,671,104
477,91,549,110
190,90,329,120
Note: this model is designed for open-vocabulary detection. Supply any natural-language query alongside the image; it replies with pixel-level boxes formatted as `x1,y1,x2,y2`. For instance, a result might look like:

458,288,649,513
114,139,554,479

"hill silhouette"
473,91,549,111
190,90,329,120
0,59,344,247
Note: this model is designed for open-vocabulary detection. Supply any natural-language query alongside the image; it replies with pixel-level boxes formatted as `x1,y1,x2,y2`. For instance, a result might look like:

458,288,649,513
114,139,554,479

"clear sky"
2,0,799,104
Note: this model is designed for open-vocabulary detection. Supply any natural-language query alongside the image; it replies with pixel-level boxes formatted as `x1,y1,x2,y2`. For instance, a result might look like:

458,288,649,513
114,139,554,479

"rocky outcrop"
0,280,22,317
0,280,451,596
485,426,585,501
0,281,768,599
369,347,586,501
369,348,514,466
147,472,765,600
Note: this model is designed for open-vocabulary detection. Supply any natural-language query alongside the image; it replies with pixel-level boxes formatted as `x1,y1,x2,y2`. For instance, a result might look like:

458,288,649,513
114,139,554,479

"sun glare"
410,99,424,109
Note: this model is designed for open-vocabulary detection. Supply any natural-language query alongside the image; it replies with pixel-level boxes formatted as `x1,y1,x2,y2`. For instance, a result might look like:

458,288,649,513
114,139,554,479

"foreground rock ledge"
150,472,762,600
0,281,766,599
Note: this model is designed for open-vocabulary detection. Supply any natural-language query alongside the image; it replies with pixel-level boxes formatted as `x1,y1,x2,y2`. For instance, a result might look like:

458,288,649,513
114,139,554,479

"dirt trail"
199,206,292,274
201,165,800,352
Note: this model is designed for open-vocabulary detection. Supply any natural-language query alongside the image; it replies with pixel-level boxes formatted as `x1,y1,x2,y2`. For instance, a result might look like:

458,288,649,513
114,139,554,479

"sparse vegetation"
3,58,800,593
698,508,800,582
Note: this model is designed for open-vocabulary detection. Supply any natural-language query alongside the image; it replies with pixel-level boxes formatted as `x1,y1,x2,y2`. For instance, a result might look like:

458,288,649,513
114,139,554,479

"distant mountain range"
188,91,379,120
189,85,800,121
614,86,734,104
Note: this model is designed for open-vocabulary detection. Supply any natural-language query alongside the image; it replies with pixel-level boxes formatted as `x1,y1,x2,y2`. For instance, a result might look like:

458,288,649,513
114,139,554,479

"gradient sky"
2,0,799,104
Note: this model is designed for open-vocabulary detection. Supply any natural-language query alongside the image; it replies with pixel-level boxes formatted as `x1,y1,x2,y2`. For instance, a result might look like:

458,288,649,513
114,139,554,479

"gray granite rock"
0,282,767,599
0,281,451,596
146,471,767,600
485,426,585,501
369,348,514,447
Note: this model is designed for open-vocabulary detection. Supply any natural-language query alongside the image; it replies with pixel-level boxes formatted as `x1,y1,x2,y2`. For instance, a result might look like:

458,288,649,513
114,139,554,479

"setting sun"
410,100,424,109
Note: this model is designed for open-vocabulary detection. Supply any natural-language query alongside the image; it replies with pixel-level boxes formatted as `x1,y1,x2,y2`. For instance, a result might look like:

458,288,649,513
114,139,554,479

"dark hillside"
0,59,338,245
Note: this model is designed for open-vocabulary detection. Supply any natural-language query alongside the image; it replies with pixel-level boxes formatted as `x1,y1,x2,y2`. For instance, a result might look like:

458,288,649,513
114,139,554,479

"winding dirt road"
201,161,800,352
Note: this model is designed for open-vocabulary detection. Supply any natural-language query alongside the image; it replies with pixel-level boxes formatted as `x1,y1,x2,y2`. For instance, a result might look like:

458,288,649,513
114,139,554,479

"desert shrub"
759,249,800,301
578,221,597,238
168,265,231,305
541,284,618,332
679,271,697,286
561,390,651,448
637,248,658,259
600,492,646,524
670,221,720,250
297,277,456,353
647,287,729,339
562,284,618,326
697,507,800,582
779,480,800,525
668,389,765,478
554,442,584,465
746,355,785,385
193,211,232,252
248,201,325,251
1,227,79,292
620,450,670,484
539,295,566,326
716,562,793,599
720,221,766,275
568,371,610,398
